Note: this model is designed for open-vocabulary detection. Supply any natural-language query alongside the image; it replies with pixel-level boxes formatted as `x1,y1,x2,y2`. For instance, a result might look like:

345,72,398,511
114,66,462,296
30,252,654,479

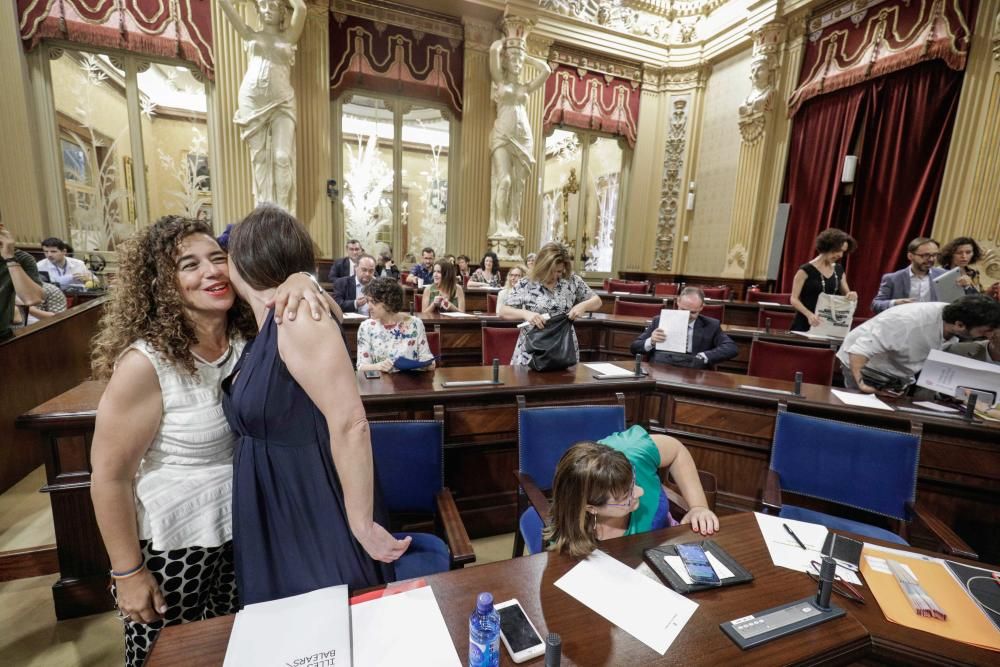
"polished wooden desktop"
145,512,998,667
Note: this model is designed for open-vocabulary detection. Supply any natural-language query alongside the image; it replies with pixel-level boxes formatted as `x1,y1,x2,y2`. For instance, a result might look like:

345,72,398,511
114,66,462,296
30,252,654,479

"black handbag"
523,313,577,372
860,366,910,393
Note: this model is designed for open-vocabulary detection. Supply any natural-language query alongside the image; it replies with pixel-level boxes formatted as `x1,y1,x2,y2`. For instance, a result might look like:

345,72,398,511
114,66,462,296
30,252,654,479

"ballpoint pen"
784,523,807,550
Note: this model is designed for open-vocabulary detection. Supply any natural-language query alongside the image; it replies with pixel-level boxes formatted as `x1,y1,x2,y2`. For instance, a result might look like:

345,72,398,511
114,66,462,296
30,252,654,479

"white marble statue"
739,54,775,118
219,0,306,213
489,29,552,240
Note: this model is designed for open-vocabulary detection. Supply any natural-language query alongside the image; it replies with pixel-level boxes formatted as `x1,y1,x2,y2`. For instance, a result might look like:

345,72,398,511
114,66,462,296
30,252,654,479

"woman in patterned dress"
358,277,436,373
498,242,602,366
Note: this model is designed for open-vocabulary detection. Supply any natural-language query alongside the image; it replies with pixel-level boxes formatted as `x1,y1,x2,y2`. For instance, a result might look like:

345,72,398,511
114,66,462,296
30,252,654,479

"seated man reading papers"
630,286,737,369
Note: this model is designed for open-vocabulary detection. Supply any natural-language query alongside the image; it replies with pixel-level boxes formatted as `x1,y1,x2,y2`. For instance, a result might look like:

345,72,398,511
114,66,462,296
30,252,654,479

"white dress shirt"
836,302,954,382
355,277,369,315
36,256,88,289
908,268,932,302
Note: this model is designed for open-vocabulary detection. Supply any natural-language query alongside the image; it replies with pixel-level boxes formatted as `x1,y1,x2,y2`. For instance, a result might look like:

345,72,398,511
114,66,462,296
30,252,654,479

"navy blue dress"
222,310,392,605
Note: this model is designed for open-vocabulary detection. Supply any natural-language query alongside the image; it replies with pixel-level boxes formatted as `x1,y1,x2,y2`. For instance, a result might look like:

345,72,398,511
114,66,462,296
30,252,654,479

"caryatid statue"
488,18,552,257
219,0,306,213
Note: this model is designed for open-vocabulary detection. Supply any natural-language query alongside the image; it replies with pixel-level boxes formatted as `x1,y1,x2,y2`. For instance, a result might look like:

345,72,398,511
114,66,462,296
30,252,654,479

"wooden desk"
18,363,1000,618
145,513,998,667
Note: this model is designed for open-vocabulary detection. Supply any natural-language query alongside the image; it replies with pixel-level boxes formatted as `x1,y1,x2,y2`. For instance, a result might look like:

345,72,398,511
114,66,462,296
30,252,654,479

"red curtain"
542,65,641,147
778,88,867,291
779,60,965,317
844,60,965,316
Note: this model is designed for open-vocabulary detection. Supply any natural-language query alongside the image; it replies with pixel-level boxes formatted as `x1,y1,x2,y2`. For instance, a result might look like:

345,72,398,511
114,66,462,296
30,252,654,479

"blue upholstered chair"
512,395,627,557
370,407,475,580
763,406,976,558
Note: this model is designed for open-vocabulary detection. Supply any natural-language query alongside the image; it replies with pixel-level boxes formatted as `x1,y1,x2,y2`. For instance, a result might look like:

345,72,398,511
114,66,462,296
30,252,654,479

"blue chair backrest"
518,404,626,490
770,411,919,521
370,420,443,515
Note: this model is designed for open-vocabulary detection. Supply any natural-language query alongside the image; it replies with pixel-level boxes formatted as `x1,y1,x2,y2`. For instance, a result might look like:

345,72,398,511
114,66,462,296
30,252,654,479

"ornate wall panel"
788,0,976,116
16,0,214,79
329,13,463,117
653,97,689,271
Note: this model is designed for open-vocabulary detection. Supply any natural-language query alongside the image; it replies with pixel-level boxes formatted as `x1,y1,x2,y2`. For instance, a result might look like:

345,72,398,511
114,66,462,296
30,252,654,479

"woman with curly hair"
357,277,435,373
90,216,325,667
940,236,983,294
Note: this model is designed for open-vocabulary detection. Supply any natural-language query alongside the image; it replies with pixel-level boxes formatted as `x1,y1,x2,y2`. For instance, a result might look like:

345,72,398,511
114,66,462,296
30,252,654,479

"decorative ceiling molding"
548,43,644,82
537,0,724,41
462,17,496,51
806,0,890,35
643,64,710,91
332,0,463,40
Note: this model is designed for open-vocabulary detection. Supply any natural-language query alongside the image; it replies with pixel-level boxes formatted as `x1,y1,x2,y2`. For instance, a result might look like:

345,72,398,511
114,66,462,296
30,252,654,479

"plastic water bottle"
469,592,500,667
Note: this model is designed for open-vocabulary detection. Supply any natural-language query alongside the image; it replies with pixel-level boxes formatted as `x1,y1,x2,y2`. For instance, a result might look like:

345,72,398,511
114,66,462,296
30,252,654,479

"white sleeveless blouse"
126,337,245,550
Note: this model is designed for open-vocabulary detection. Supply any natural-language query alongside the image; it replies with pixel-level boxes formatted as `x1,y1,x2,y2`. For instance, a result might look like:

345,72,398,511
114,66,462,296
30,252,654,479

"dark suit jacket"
871,266,946,313
333,275,363,313
328,256,353,282
629,314,738,368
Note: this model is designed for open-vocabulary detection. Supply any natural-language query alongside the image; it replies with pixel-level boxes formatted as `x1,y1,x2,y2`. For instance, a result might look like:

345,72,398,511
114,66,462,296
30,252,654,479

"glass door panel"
581,137,623,272
541,129,583,263
400,105,449,259
341,95,395,254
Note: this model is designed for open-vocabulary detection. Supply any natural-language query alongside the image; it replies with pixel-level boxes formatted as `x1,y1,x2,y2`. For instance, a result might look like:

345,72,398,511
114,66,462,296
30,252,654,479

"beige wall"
683,47,751,276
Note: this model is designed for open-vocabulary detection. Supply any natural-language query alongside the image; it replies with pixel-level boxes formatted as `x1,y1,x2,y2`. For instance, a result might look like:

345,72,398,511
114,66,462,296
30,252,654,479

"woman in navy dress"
223,204,409,604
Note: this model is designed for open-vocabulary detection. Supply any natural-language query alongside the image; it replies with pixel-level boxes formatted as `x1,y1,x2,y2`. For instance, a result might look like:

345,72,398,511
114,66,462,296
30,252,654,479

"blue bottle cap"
476,592,494,613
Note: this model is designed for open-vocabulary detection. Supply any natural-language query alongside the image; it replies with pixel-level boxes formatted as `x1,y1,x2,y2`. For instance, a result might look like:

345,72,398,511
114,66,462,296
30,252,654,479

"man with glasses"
871,237,946,313
328,239,364,281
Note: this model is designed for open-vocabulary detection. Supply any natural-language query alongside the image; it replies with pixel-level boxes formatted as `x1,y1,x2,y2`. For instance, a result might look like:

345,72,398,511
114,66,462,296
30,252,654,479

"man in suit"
870,237,946,313
328,239,364,282
630,286,738,369
333,254,376,314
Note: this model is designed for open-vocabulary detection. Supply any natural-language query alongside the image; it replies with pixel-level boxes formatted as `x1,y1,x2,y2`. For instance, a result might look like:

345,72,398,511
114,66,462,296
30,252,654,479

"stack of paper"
655,309,689,353
583,362,638,378
555,550,698,654
753,513,861,585
830,388,894,412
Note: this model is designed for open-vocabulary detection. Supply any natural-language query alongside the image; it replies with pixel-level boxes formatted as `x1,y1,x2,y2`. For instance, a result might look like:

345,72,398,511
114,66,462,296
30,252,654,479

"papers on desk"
224,585,351,667
223,584,460,667
655,308,689,353
555,549,698,655
439,311,475,318
756,301,783,307
912,400,960,413
917,349,1000,406
753,513,861,585
341,312,367,319
583,362,638,378
830,388,894,412
789,330,840,341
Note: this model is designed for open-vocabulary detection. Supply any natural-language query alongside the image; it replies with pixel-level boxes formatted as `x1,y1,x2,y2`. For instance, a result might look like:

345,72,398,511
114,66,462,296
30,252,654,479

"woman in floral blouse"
498,242,602,366
357,277,435,373
468,251,502,288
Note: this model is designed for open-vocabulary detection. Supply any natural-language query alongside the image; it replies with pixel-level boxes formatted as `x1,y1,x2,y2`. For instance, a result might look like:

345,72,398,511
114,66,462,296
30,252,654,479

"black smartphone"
363,370,381,379
676,543,721,586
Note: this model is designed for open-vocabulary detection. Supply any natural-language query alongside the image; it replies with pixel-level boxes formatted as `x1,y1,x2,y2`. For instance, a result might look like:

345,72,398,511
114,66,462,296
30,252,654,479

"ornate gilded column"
209,0,256,231
519,32,554,260
0,0,47,243
933,0,1000,287
721,22,787,279
293,1,333,256
449,17,496,258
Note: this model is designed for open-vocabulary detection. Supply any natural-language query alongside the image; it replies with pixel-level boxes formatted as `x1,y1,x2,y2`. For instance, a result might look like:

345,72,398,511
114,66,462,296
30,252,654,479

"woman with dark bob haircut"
90,216,323,667
940,236,983,294
223,204,409,605
357,277,436,373
545,426,718,559
789,228,858,332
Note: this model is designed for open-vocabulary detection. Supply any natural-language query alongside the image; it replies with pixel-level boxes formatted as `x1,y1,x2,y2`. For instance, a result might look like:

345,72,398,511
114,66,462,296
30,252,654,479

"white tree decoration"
342,133,394,252
406,137,447,257
158,127,210,218
66,54,133,252
541,192,558,245
584,173,618,272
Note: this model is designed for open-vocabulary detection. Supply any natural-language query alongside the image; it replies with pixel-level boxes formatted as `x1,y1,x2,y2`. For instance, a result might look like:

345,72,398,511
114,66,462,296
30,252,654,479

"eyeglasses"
911,253,939,260
602,476,637,508
807,560,866,604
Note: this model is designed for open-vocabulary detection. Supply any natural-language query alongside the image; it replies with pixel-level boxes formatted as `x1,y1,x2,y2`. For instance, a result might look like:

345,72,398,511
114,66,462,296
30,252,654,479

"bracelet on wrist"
296,271,325,294
110,561,146,579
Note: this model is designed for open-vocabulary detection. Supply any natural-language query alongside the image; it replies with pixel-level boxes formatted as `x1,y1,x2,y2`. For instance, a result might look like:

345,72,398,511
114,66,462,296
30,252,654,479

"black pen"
784,523,807,550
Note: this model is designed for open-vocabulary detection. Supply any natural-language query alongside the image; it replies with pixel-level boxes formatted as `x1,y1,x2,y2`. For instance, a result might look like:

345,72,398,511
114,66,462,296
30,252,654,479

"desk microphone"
634,353,642,377
544,633,561,667
793,371,803,396
492,358,500,384
765,317,772,334
815,556,836,610
964,392,977,422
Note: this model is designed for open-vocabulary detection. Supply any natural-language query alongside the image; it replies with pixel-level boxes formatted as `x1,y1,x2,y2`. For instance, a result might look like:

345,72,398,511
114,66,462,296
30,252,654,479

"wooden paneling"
0,298,104,493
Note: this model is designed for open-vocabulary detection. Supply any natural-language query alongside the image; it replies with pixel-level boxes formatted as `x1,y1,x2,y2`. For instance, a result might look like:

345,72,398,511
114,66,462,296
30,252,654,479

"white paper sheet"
351,586,460,667
830,388,894,411
912,400,960,413
583,362,638,378
654,309,689,353
439,311,475,318
664,552,736,584
224,585,351,667
916,349,1000,405
753,513,861,585
789,330,839,340
341,312,367,319
555,549,698,655
756,301,783,307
